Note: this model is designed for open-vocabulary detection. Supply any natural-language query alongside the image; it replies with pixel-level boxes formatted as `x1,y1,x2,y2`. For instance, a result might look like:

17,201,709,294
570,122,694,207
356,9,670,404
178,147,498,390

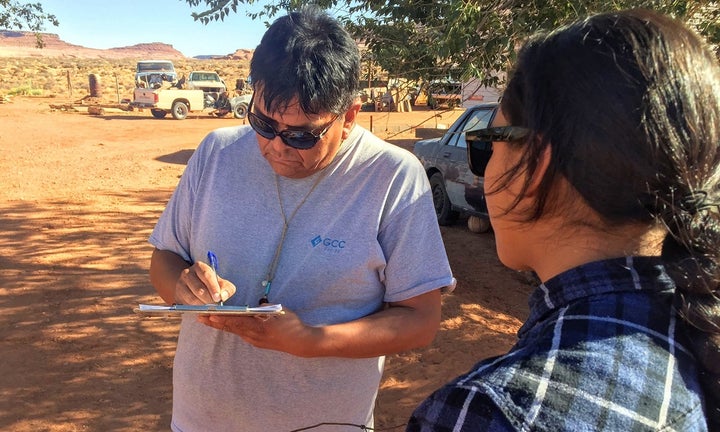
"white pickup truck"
130,87,250,120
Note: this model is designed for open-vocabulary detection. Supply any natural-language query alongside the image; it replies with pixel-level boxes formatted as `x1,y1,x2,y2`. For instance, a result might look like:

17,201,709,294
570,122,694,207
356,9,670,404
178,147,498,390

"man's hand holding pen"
174,260,235,306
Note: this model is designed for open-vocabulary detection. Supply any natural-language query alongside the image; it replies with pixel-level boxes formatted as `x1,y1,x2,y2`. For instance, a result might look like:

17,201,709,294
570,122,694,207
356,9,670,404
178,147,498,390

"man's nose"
268,135,291,153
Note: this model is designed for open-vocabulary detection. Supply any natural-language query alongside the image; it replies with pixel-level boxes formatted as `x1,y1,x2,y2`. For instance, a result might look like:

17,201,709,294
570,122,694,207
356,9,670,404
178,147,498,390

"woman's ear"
341,99,362,140
526,142,552,197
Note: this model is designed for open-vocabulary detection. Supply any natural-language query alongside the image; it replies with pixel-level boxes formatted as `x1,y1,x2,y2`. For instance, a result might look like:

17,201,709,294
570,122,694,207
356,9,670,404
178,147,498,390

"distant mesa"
194,49,253,60
0,30,184,59
225,48,254,61
0,30,252,60
2,30,26,38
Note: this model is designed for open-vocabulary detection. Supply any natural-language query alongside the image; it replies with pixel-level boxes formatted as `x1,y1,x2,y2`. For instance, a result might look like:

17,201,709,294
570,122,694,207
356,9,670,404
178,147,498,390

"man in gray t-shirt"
148,7,454,432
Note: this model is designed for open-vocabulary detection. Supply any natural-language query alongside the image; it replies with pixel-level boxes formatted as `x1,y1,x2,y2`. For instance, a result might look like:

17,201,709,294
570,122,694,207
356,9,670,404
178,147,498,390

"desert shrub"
9,85,42,96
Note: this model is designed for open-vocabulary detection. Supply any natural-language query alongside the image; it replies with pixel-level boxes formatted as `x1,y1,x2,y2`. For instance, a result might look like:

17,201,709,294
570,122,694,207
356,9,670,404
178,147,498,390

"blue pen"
207,251,223,306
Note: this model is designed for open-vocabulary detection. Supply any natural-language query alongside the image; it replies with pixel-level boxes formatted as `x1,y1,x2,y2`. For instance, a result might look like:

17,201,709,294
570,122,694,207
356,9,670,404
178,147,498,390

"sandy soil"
0,97,532,431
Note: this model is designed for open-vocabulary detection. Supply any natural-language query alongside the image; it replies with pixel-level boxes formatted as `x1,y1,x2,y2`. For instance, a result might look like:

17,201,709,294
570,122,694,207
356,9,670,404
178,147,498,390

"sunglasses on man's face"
247,97,339,150
465,126,530,177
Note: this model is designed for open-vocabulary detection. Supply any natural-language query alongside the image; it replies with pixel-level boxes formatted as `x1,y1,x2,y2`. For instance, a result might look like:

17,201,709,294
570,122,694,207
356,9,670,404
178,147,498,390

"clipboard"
134,303,284,317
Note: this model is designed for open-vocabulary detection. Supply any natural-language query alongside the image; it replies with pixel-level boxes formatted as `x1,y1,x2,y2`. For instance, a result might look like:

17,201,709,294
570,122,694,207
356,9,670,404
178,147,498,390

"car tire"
430,173,458,225
467,215,491,233
150,109,167,119
171,101,189,120
233,102,248,119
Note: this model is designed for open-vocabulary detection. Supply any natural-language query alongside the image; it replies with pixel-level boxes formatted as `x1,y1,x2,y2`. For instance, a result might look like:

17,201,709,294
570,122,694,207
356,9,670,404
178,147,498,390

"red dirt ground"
0,97,532,431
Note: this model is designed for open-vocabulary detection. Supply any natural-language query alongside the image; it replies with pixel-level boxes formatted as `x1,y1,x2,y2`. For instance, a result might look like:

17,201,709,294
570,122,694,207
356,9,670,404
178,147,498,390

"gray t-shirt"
150,124,453,432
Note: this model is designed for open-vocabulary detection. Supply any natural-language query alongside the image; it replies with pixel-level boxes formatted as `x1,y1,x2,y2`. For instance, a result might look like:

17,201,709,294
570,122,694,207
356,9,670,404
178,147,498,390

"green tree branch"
0,0,58,48
181,0,719,85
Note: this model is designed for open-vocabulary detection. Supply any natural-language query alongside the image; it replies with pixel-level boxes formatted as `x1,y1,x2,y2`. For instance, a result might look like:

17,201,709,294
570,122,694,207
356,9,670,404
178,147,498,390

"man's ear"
341,99,362,140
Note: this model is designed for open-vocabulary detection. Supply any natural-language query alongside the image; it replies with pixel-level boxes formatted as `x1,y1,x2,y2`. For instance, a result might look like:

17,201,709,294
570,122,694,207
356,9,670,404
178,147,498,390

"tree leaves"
0,0,59,48
180,0,720,86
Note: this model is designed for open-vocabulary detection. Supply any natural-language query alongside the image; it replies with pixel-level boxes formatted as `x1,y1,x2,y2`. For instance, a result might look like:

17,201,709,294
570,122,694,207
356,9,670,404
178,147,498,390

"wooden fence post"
66,70,72,99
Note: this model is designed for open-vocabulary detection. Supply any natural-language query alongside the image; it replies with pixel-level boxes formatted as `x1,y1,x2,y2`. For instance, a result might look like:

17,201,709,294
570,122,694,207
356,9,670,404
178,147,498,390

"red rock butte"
0,30,253,60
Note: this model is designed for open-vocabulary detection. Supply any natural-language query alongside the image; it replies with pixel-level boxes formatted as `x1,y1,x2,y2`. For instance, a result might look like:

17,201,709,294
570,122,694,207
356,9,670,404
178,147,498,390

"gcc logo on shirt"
311,235,346,249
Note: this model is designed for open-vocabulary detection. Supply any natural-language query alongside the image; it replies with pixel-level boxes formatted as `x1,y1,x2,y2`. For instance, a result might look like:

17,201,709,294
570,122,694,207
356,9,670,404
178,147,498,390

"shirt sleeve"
377,152,454,302
407,385,518,432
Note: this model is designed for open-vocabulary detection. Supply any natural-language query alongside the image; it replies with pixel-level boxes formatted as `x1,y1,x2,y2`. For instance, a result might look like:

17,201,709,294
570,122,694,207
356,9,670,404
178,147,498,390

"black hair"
249,6,361,116
498,9,720,429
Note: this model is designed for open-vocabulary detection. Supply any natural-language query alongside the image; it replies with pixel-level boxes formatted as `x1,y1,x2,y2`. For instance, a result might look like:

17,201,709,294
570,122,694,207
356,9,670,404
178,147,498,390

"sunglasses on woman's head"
465,126,530,177
247,97,339,150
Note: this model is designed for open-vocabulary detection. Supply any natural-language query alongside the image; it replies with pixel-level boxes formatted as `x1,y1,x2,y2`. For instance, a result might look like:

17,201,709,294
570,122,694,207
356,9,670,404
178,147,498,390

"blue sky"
37,0,272,57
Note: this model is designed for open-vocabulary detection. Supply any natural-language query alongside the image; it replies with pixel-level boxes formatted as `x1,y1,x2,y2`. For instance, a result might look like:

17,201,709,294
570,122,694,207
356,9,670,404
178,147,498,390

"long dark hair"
498,9,720,429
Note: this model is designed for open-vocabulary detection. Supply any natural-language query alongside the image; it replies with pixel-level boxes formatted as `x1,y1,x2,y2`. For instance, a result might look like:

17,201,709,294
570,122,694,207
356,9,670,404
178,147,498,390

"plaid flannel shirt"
408,256,708,431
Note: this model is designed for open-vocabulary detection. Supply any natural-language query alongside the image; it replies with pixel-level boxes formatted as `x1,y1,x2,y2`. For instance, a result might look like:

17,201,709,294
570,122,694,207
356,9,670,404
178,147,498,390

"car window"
447,108,495,149
138,62,174,72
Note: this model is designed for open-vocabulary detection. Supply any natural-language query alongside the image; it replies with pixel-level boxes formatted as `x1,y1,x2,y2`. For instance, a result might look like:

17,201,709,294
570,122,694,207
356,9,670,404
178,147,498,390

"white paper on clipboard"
134,303,283,316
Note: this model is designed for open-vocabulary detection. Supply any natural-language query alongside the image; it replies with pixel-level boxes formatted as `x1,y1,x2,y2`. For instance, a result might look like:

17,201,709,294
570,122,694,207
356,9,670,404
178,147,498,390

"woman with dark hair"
408,9,719,431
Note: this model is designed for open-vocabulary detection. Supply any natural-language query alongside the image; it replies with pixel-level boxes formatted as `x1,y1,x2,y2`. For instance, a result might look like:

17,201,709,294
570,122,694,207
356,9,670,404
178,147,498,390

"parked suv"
413,102,499,232
135,60,177,88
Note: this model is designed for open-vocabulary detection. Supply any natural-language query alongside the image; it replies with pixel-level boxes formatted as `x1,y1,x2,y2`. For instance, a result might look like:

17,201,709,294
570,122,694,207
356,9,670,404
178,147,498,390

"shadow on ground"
0,189,177,431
